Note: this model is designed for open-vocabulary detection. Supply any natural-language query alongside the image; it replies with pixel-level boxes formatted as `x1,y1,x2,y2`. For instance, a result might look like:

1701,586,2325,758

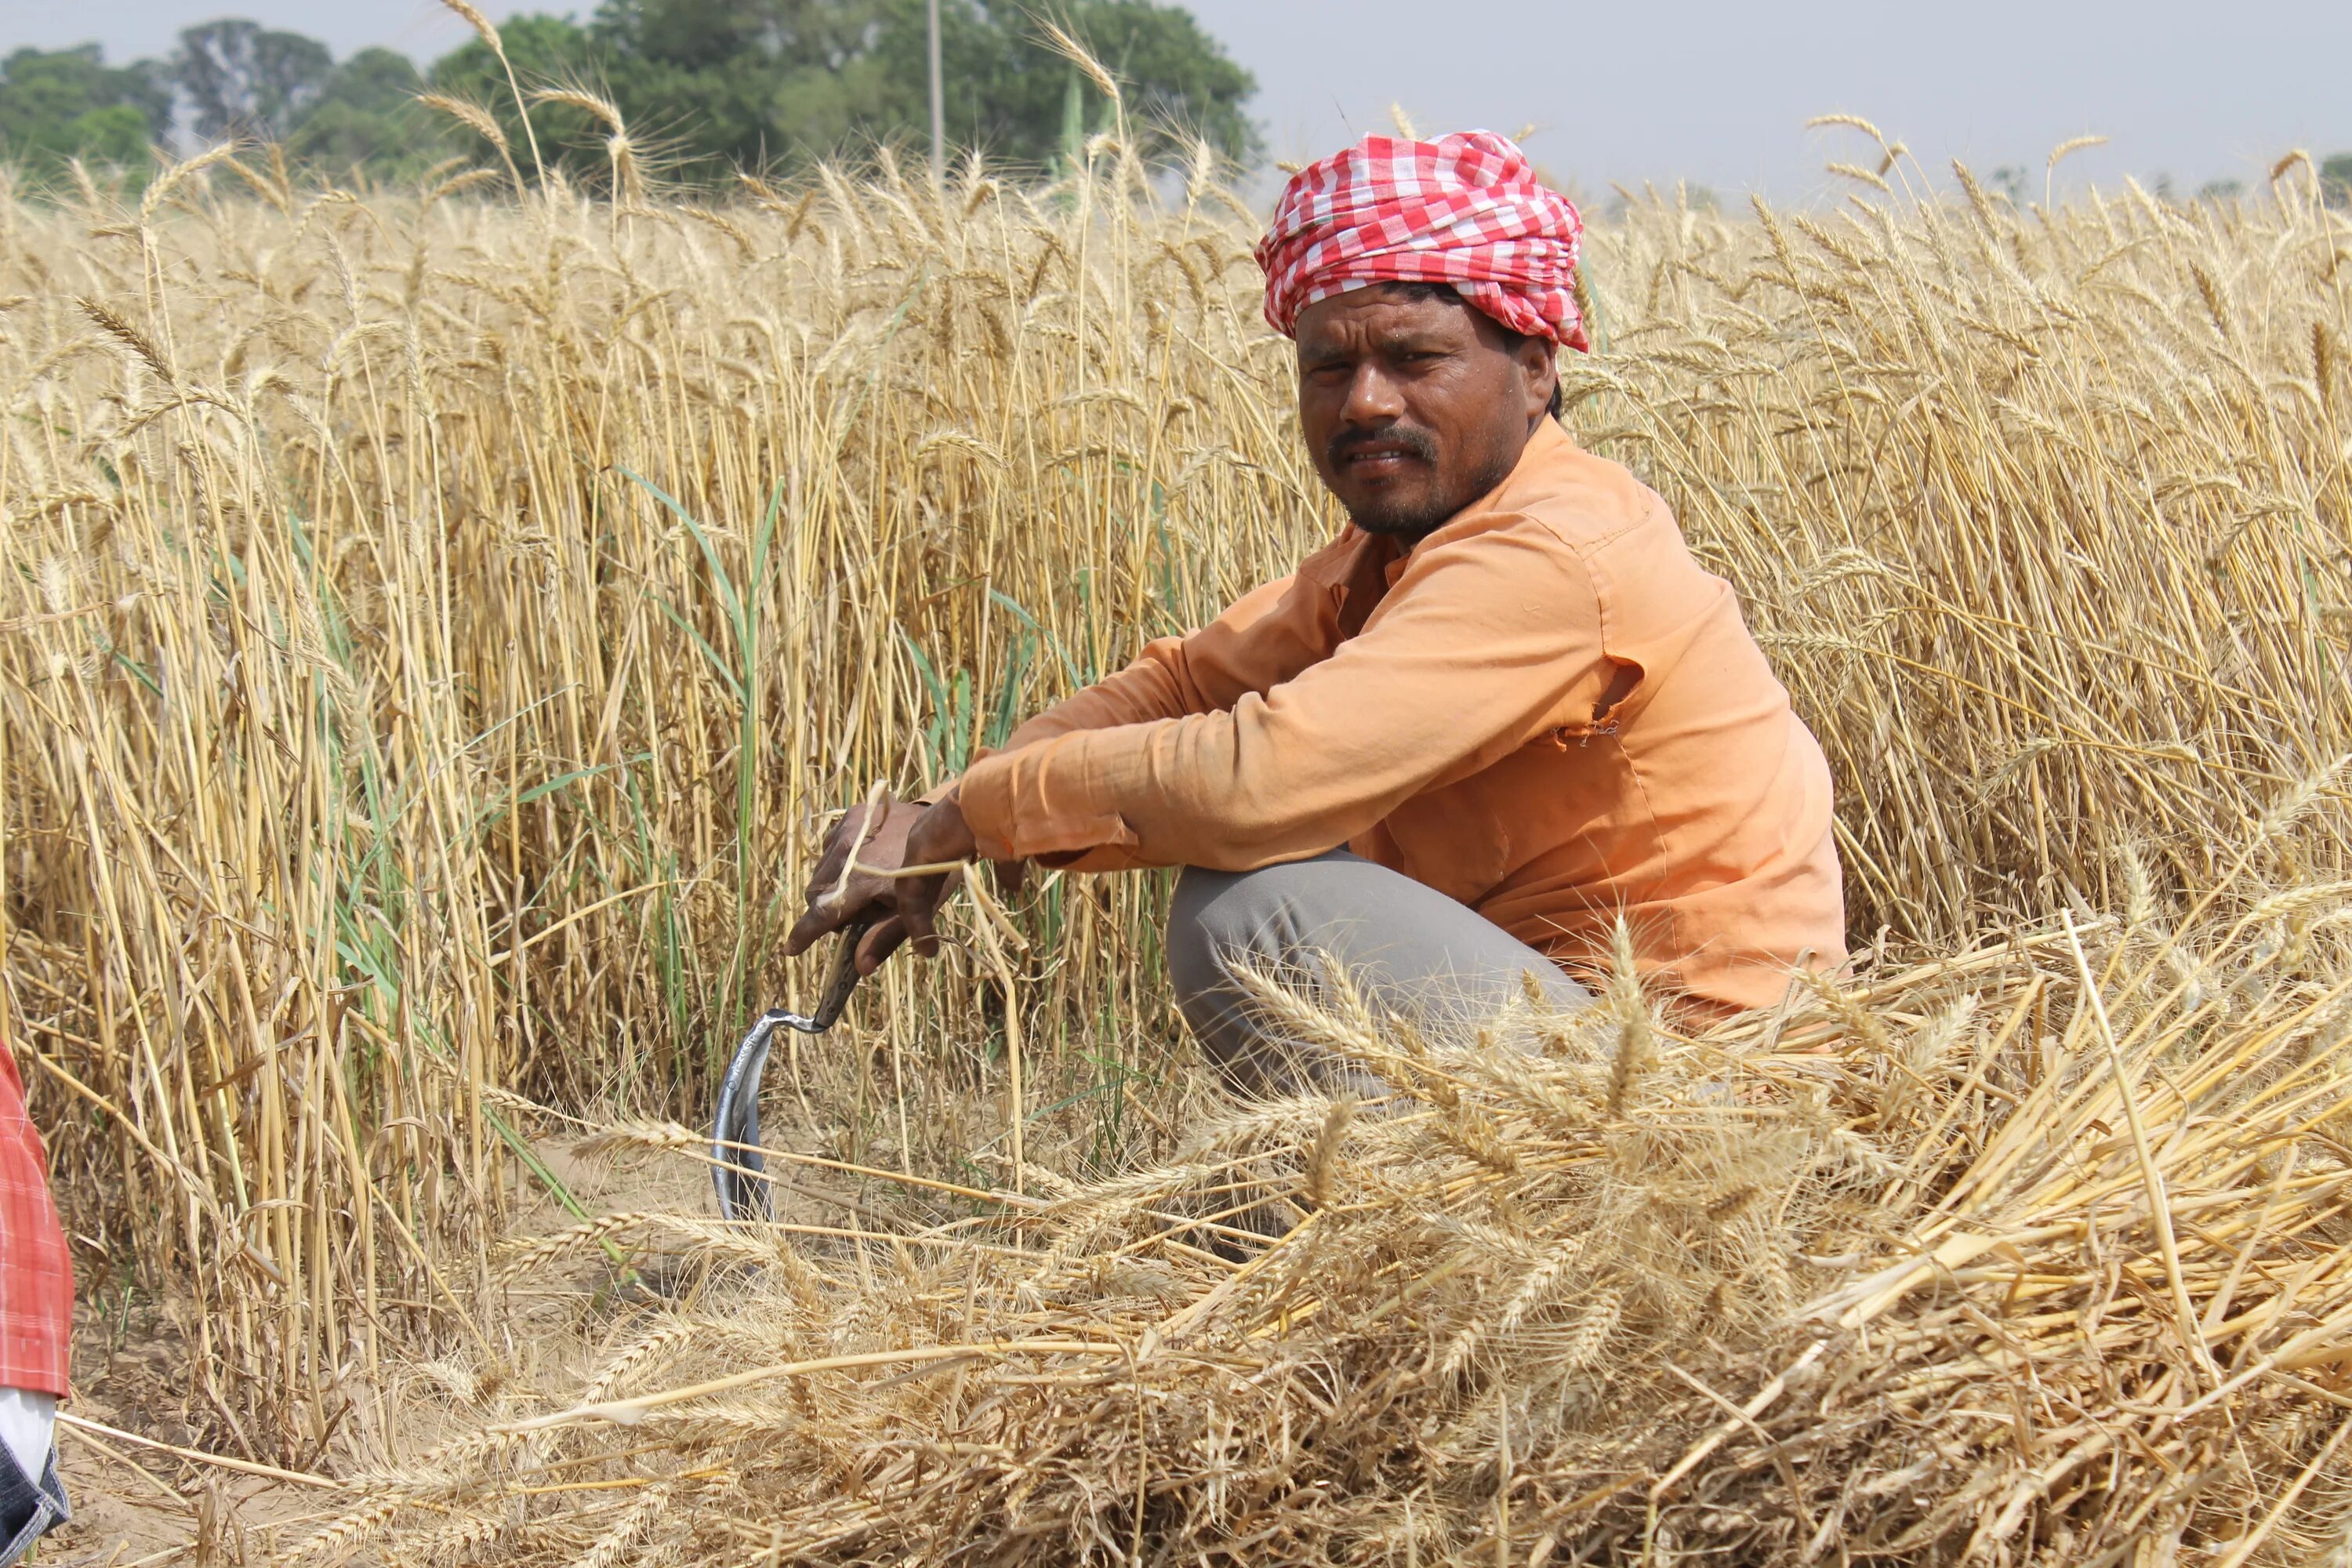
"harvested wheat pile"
291,869,2352,1565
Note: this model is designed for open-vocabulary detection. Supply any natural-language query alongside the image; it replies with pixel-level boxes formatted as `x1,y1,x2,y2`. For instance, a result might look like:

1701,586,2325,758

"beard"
1328,423,1513,539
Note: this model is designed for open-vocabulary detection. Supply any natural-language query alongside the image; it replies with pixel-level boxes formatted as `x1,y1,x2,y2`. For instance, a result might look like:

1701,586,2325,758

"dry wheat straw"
2,136,2348,1560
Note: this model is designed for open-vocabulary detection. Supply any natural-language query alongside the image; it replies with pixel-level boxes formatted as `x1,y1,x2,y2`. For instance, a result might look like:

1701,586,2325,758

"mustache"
1326,423,1438,469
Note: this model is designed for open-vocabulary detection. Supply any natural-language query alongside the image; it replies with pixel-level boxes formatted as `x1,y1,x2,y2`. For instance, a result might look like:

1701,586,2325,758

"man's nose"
1341,362,1406,425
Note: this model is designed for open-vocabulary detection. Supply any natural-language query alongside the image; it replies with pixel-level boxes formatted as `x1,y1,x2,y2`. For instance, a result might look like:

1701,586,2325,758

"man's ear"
1519,336,1560,419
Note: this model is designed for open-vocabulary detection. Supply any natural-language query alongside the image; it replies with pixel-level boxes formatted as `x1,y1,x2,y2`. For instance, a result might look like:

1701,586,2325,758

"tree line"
0,2,1260,189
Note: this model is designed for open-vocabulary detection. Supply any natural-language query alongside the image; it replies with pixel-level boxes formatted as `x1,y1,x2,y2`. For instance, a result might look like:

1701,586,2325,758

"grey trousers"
1167,850,1590,1096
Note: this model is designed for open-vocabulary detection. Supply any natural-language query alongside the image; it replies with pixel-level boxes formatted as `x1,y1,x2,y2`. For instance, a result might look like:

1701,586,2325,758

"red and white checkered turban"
1255,131,1589,353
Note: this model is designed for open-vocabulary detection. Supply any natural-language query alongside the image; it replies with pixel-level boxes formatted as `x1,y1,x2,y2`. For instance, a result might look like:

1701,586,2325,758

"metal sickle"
712,913,877,1221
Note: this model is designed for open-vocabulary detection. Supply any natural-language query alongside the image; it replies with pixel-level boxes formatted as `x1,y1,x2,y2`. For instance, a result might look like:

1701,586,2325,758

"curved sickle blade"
712,1011,789,1221
711,917,876,1221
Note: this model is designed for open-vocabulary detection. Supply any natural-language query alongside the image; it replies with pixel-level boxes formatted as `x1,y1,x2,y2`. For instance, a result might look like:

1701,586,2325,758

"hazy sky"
9,0,2350,200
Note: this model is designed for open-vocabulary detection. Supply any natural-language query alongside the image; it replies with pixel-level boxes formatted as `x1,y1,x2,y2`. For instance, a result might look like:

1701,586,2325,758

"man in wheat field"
789,132,1846,1090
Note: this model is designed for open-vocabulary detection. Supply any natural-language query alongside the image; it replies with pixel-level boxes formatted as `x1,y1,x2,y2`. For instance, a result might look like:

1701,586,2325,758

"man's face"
1294,285,1559,540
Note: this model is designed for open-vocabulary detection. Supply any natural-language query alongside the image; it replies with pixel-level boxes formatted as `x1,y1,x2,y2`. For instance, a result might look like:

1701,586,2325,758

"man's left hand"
894,795,980,961
784,793,982,975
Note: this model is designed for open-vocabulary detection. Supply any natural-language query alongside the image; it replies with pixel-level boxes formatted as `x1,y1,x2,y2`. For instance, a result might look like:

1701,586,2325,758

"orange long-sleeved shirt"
956,421,1846,1011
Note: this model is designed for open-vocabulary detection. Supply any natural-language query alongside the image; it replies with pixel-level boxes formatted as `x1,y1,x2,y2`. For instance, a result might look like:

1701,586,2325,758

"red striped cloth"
0,1033,71,1398
1255,130,1590,352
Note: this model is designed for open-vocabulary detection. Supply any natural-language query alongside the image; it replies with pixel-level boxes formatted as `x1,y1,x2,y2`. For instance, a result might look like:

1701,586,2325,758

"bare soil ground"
49,1298,205,1566
41,1129,804,1564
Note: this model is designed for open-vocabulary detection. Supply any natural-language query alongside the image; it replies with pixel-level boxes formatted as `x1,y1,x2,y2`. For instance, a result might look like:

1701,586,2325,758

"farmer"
788,132,1845,1091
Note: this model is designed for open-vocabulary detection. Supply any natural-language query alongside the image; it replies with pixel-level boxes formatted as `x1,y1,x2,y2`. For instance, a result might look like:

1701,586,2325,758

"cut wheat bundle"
305,884,2352,1566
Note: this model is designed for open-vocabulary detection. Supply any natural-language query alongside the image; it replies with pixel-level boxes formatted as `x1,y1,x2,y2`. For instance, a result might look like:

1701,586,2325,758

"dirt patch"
38,1128,791,1564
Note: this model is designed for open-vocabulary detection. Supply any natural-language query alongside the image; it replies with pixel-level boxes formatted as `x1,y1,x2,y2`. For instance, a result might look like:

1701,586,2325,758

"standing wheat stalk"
441,0,545,186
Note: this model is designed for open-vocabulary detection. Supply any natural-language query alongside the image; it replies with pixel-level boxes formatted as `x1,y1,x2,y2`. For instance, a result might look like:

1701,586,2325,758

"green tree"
170,19,334,141
985,0,1258,167
589,0,894,181
426,0,1258,188
0,45,169,173
286,48,454,181
852,0,1259,172
2321,153,2352,209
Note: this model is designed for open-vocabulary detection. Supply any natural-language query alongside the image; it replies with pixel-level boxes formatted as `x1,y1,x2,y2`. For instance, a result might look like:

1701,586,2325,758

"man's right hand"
782,797,948,976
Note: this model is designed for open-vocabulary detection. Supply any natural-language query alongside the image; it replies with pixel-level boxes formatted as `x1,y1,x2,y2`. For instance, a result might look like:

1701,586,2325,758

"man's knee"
1167,857,1333,1001
1169,860,1329,1091
1169,857,1345,1060
1167,851,1588,1045
1167,864,1247,1019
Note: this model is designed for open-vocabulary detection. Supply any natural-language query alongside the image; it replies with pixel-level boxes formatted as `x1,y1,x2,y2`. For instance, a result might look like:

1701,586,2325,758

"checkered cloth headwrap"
1255,131,1589,353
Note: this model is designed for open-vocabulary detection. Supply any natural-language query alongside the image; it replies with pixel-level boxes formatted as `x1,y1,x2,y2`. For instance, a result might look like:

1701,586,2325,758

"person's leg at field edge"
1167,849,1589,1097
0,1386,66,1566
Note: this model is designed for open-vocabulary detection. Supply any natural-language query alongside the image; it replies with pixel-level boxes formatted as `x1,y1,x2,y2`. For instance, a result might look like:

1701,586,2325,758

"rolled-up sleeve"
959,514,1614,871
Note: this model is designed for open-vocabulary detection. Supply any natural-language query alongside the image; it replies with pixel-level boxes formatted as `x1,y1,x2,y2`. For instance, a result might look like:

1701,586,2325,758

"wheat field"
5,128,2351,1561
